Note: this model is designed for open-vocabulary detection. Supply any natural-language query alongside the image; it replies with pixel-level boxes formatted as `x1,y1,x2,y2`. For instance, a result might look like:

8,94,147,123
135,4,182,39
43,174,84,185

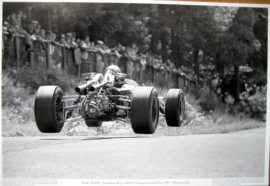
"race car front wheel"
165,89,185,127
34,86,64,133
130,87,159,134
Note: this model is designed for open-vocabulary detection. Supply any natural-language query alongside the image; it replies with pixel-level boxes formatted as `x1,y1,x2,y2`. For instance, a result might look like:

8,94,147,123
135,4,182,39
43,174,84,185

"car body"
34,65,185,134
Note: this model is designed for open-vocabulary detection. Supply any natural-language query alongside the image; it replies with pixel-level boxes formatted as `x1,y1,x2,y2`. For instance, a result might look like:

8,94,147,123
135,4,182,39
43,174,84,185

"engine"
80,95,111,119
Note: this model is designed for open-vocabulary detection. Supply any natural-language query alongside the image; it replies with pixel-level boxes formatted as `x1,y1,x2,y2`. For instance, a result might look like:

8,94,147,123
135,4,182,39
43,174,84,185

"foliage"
4,65,81,94
3,3,268,113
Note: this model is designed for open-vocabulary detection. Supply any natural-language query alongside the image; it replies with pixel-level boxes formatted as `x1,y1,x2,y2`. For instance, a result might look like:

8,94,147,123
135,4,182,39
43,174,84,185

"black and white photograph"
1,1,269,186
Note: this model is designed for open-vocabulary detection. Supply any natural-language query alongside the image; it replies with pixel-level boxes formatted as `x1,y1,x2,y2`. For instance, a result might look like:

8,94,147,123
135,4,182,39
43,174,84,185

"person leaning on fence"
6,11,34,52
59,34,66,45
71,36,78,48
46,31,53,41
3,21,9,34
89,42,96,50
38,29,48,50
46,31,55,55
79,36,91,57
66,32,72,46
34,24,41,39
96,40,106,55
24,20,38,41
95,40,106,72
111,43,122,58
79,36,91,67
76,38,81,45
59,33,70,48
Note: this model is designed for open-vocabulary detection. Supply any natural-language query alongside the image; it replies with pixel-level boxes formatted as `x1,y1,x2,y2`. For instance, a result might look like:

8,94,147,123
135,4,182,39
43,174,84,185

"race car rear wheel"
34,86,64,133
84,120,102,127
165,89,185,127
130,87,159,134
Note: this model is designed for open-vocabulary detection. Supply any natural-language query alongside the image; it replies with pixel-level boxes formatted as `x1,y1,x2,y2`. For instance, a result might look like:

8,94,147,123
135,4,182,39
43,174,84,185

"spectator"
119,46,126,57
40,29,46,40
59,33,70,48
34,24,41,39
80,35,91,60
10,11,37,55
76,38,81,45
96,40,106,55
26,20,38,36
46,31,53,41
38,29,47,50
59,34,66,45
127,43,138,62
71,36,78,48
95,40,105,73
102,44,111,53
89,42,96,51
52,33,57,41
6,12,19,30
85,36,91,47
66,32,72,45
3,21,9,34
112,43,122,58
71,32,76,38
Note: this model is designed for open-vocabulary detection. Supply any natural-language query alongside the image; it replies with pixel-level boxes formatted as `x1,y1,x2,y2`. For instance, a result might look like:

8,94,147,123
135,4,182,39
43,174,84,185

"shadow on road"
37,136,151,141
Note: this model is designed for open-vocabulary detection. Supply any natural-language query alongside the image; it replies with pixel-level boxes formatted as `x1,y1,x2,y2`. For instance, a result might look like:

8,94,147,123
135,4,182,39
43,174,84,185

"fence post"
175,74,178,88
77,64,81,77
95,52,98,72
115,55,119,66
178,75,182,89
185,78,189,92
109,53,112,66
96,52,104,73
61,46,66,73
46,42,50,70
139,63,143,83
165,71,169,88
14,36,20,68
29,51,34,67
152,67,156,86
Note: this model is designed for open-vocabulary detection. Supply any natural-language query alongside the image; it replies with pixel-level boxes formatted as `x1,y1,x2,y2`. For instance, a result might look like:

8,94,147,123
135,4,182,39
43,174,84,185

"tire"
84,120,102,127
165,89,185,127
130,87,159,134
34,86,64,133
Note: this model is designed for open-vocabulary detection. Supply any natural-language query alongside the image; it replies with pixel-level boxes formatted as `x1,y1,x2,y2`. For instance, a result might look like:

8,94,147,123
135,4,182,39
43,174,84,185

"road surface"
2,128,267,179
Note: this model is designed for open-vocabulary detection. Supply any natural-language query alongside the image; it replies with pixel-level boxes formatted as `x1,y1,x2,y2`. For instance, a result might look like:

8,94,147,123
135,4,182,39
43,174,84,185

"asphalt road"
2,128,267,179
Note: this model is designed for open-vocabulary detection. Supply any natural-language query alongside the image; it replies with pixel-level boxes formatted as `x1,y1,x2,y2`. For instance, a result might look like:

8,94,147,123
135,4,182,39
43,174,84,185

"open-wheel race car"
34,65,185,134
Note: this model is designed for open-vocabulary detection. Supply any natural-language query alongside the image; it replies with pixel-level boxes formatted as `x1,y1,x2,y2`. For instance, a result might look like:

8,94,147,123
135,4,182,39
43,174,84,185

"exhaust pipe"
75,73,104,93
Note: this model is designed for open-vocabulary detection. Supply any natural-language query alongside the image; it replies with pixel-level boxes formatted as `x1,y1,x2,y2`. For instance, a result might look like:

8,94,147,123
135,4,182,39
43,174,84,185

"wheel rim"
55,96,63,122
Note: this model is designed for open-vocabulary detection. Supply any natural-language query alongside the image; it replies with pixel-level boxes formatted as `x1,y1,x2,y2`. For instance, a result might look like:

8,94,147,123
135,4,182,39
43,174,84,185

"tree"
226,8,256,104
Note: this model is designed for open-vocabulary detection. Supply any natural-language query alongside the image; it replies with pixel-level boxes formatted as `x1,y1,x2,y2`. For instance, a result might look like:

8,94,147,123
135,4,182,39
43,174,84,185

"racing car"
34,65,185,134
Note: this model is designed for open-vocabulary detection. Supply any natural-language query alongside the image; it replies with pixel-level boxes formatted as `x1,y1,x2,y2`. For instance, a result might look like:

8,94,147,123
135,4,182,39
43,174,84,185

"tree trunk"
47,5,52,31
194,47,199,85
216,52,225,78
234,64,240,105
150,32,159,54
160,31,168,63
56,5,62,34
28,6,32,20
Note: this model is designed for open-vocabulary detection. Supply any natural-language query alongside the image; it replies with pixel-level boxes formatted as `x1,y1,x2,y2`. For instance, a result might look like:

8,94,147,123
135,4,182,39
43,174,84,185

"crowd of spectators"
2,10,191,81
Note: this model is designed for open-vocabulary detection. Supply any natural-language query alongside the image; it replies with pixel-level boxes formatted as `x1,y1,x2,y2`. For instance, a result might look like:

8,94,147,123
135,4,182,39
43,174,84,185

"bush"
5,65,82,94
188,85,226,113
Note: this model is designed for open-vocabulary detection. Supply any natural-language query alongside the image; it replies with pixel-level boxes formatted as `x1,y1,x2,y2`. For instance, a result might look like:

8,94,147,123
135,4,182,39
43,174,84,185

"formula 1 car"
34,65,185,134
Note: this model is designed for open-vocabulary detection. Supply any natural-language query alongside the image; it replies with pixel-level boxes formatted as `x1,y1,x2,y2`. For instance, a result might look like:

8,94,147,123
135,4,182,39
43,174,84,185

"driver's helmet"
105,65,121,75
